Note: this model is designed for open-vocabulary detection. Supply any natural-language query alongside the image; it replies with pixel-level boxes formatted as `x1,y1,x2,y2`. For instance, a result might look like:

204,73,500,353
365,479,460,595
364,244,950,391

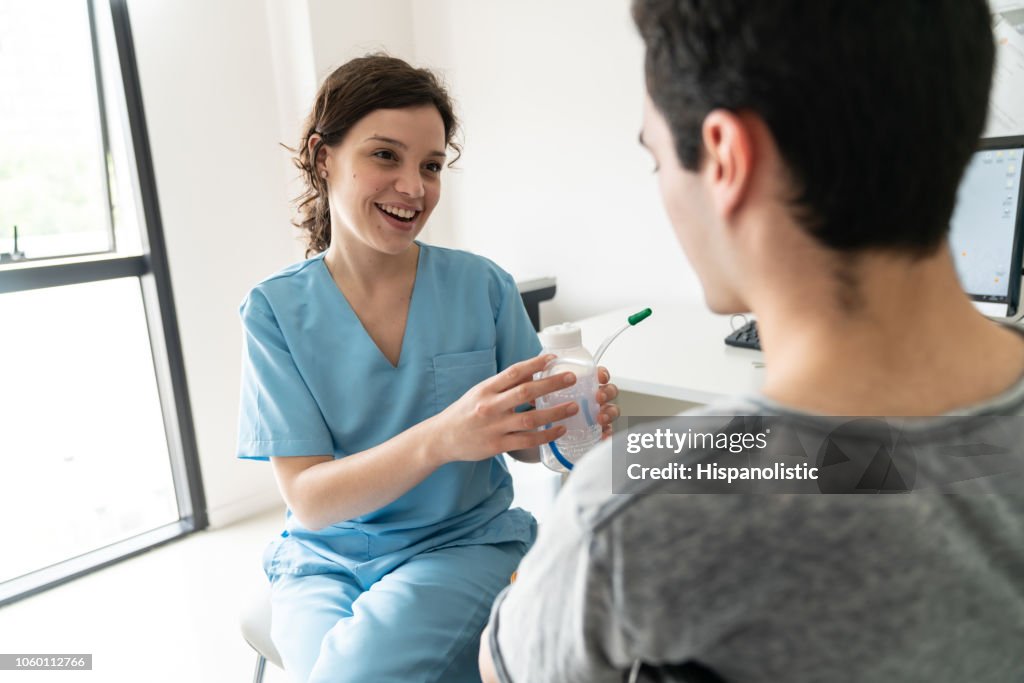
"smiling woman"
234,53,620,683
290,54,461,258
318,106,444,263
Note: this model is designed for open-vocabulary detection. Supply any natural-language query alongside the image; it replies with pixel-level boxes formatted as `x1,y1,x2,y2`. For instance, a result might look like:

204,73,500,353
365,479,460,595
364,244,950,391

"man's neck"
752,247,1024,415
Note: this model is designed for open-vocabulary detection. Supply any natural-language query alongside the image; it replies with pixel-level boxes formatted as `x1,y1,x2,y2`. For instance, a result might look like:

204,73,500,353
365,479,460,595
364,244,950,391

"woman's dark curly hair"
290,54,461,256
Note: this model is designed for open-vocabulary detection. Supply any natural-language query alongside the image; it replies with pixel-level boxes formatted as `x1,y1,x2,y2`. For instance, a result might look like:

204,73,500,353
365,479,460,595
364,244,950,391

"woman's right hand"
425,354,580,465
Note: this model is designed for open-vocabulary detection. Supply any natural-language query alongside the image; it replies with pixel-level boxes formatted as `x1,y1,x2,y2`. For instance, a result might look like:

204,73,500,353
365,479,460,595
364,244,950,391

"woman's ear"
308,134,328,179
701,110,755,221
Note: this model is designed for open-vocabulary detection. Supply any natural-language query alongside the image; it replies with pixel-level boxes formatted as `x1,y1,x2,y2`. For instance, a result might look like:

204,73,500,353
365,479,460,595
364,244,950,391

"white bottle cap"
539,322,582,349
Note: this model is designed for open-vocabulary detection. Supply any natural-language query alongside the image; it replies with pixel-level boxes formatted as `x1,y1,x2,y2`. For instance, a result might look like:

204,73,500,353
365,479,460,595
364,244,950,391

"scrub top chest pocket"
432,348,498,414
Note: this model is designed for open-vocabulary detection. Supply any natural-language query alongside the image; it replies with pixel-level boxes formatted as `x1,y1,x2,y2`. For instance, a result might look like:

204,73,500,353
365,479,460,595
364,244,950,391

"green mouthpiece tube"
628,308,652,326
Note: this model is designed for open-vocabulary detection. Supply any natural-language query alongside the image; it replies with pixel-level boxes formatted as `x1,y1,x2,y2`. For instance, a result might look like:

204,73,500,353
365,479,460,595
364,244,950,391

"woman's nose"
394,164,425,198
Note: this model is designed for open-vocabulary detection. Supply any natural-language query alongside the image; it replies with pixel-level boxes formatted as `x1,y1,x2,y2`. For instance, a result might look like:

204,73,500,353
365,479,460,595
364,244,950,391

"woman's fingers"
596,373,619,439
597,403,620,424
596,382,619,405
510,401,578,432
503,423,565,452
494,370,577,412
489,354,555,394
599,400,618,440
484,358,619,453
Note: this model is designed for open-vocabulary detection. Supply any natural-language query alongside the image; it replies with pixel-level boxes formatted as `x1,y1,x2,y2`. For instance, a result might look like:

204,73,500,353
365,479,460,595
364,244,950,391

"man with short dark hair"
479,1,1024,680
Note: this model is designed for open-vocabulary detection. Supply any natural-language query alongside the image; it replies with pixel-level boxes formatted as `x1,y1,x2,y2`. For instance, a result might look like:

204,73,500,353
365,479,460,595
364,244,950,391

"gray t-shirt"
488,381,1024,682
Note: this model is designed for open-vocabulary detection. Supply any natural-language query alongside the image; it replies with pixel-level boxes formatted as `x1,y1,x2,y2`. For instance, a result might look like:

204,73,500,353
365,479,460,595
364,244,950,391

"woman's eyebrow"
365,135,446,159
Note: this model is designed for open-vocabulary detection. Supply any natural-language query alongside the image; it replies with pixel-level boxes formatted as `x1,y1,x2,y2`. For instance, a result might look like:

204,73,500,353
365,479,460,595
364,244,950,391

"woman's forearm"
283,418,445,530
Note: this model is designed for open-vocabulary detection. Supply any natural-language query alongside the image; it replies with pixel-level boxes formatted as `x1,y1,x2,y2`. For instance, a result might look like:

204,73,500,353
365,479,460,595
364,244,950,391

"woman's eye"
373,150,397,161
424,162,442,173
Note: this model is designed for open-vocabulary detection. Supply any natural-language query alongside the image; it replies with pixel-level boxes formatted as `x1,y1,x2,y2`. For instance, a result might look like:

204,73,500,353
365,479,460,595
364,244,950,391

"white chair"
240,582,283,683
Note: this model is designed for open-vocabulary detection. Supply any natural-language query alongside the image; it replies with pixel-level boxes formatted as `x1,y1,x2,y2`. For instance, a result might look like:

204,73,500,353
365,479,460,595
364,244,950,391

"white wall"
307,0,415,77
128,0,305,527
265,0,318,218
411,0,703,324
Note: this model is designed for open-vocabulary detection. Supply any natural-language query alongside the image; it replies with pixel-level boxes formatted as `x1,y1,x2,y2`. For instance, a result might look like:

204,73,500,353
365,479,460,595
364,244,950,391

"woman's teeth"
376,204,418,221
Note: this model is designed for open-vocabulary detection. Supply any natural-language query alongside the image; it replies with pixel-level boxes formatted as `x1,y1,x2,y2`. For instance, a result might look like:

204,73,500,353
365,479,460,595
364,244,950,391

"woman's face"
317,106,447,255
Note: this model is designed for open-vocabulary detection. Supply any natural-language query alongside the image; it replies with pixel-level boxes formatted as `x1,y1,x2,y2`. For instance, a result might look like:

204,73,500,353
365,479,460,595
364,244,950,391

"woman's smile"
375,202,422,231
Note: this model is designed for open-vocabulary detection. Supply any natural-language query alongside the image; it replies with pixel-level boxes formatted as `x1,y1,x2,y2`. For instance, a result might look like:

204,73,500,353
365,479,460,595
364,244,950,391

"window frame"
0,0,207,607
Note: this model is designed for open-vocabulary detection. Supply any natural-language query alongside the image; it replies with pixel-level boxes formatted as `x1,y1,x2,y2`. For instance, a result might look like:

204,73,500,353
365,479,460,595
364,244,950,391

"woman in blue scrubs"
236,55,619,683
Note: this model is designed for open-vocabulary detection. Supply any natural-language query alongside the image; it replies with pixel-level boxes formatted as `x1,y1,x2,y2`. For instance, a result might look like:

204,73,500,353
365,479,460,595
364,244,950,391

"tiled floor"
0,505,289,683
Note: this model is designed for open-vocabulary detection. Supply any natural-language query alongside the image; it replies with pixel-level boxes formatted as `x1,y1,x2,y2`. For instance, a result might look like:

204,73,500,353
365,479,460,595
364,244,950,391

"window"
0,0,205,606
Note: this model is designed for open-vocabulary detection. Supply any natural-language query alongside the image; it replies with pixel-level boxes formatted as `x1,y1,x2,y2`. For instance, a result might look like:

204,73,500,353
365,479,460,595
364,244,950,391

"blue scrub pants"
269,541,526,683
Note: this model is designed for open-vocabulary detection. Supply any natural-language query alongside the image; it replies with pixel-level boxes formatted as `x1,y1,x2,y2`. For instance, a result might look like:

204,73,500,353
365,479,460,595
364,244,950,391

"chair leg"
252,653,267,683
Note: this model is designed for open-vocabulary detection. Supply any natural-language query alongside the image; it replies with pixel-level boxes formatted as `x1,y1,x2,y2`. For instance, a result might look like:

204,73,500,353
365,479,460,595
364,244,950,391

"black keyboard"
724,319,761,350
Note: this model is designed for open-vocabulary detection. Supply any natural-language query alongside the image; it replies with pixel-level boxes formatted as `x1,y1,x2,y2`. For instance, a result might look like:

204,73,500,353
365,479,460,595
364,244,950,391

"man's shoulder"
566,387,1024,540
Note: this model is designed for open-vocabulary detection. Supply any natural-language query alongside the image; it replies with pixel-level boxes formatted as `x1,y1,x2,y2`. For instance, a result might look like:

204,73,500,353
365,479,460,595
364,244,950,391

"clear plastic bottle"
535,323,602,472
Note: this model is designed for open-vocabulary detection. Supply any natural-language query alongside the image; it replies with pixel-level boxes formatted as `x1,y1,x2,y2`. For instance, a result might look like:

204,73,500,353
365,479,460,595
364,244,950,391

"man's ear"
701,110,755,220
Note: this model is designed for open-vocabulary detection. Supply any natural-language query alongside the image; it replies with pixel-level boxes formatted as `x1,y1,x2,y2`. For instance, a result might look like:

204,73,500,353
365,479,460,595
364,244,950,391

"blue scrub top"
237,243,541,575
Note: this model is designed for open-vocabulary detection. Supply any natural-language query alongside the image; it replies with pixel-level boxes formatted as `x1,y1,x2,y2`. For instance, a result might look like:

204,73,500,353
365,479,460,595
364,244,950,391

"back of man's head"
632,0,995,256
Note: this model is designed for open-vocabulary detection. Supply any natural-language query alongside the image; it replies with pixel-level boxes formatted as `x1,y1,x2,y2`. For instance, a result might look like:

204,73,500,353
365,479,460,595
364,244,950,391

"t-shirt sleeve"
236,289,334,461
485,469,627,683
494,271,543,373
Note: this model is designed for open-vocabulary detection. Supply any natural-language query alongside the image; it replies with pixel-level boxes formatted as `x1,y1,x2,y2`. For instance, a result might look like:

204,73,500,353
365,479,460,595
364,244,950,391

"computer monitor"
949,136,1024,318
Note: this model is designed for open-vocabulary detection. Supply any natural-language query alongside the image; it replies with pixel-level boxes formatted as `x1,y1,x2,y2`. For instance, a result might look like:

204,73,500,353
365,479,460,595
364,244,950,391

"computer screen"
949,136,1024,317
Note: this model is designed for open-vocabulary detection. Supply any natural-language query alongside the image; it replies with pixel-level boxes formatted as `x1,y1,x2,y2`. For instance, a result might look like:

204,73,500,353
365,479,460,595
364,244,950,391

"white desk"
573,299,766,405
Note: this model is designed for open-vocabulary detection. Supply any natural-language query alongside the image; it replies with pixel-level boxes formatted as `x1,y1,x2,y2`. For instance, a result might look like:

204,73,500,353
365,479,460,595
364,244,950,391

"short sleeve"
236,290,334,461
494,272,543,373
485,471,625,683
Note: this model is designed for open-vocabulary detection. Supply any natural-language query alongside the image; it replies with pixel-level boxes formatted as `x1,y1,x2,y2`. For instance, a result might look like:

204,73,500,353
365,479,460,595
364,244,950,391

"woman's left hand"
596,366,620,440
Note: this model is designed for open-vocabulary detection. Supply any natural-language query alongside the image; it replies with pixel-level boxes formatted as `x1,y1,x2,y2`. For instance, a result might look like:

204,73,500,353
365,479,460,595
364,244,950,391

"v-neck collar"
319,242,426,370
